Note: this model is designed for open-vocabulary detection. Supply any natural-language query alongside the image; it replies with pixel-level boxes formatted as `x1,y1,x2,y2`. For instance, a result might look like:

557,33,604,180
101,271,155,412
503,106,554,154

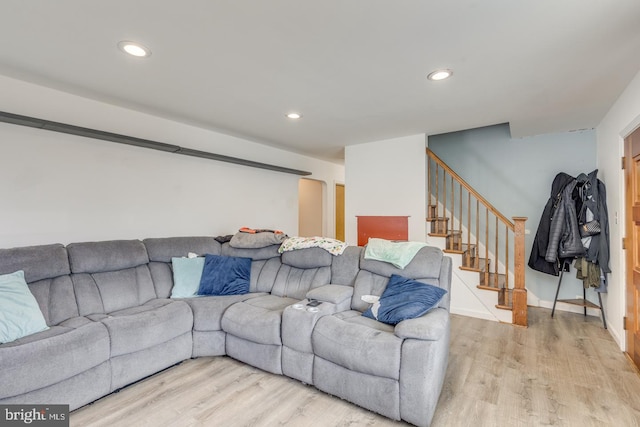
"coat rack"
550,260,607,329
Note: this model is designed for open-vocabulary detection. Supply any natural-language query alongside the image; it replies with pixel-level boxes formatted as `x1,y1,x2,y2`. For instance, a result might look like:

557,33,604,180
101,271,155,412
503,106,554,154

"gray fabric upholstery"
282,346,314,384
312,311,402,380
28,275,79,326
67,240,149,273
226,335,283,375
229,232,286,248
0,362,111,411
271,265,331,299
73,266,157,314
0,243,70,283
185,293,264,332
147,262,174,299
100,299,193,357
399,328,451,427
330,246,362,286
306,284,353,305
186,293,269,358
394,307,449,341
438,255,452,310
271,248,332,299
281,247,332,268
282,299,341,354
192,330,226,357
313,357,400,420
110,332,192,390
221,295,297,345
247,258,283,293
0,317,110,399
221,243,281,260
69,240,159,314
143,236,221,262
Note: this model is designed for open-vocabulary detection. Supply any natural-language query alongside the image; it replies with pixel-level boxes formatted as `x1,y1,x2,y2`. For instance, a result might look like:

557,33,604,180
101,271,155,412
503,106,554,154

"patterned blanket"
278,236,348,256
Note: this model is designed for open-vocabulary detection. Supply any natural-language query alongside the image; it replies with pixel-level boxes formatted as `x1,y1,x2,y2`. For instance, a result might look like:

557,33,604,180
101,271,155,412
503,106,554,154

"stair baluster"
426,148,528,327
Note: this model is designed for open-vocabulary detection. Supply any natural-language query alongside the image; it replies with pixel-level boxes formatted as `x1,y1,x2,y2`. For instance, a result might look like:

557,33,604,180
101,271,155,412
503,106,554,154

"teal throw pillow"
0,270,49,343
171,257,206,298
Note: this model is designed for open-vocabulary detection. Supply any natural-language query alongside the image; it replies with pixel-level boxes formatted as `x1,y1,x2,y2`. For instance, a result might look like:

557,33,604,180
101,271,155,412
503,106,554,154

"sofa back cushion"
351,245,450,312
0,244,78,326
330,246,362,286
271,248,332,299
68,240,155,315
221,244,282,293
143,237,221,298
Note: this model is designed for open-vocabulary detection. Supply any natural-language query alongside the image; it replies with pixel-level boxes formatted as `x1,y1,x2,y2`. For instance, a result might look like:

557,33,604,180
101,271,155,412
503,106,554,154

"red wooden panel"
356,216,409,246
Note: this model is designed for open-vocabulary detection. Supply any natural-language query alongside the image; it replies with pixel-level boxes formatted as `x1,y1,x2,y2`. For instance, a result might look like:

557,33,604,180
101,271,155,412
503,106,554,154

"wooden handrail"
427,148,514,230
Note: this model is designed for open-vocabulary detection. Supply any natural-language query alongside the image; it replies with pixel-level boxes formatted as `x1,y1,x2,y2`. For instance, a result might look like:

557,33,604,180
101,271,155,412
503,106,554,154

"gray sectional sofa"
0,236,452,427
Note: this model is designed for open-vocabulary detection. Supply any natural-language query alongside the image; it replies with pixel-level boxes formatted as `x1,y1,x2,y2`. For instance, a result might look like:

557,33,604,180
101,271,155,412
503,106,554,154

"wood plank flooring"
70,308,640,426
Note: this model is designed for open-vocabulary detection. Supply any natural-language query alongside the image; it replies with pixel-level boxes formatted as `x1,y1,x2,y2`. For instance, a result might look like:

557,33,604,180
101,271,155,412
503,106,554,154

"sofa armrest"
306,284,354,305
393,307,449,341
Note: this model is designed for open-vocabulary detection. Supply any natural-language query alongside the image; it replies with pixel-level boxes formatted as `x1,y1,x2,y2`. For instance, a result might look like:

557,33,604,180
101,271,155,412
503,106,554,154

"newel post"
512,217,528,327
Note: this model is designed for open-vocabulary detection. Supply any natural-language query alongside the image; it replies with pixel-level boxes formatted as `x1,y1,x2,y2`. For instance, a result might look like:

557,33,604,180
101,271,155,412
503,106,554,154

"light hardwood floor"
70,308,640,427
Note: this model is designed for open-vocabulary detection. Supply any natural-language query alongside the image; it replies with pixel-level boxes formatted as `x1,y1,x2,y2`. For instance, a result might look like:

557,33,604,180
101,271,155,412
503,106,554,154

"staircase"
426,148,528,327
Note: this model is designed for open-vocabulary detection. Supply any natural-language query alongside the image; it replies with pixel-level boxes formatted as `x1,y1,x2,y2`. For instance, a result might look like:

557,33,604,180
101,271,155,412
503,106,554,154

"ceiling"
1,1,639,162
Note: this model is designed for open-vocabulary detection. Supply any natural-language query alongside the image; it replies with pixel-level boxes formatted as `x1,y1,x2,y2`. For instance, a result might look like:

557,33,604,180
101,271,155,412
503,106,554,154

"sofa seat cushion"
221,294,297,345
0,316,110,399
183,292,266,332
96,299,193,357
312,310,402,380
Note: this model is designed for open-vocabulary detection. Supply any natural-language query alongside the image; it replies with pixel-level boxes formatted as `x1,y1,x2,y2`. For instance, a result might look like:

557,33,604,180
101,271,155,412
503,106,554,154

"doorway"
625,126,640,370
298,178,324,237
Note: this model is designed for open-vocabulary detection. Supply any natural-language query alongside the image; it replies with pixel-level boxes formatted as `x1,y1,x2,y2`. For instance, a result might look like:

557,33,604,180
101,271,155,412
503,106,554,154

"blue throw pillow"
0,270,49,343
198,254,251,296
170,256,205,298
363,274,447,325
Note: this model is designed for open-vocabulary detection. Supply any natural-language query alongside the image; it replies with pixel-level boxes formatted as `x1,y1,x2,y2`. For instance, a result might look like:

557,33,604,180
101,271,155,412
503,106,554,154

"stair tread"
443,249,465,254
461,257,490,272
477,284,500,292
428,233,450,238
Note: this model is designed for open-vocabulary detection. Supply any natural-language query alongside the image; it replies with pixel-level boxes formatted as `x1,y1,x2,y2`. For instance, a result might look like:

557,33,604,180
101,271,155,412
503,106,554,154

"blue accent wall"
428,123,598,304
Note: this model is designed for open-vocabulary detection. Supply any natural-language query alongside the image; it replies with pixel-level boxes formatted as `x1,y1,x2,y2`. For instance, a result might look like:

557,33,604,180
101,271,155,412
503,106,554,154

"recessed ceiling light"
427,69,453,81
286,112,302,119
118,41,151,58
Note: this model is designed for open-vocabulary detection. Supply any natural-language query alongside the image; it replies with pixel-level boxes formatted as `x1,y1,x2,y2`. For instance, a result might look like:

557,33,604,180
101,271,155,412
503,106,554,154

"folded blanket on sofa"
364,238,427,269
229,230,287,248
278,236,348,256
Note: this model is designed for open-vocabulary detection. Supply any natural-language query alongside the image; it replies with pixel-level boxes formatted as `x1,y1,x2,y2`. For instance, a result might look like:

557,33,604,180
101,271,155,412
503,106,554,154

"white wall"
344,134,426,245
0,75,344,247
596,69,640,350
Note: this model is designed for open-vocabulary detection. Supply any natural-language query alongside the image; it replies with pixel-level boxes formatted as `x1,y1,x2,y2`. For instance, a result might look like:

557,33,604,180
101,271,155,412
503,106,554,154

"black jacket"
545,179,585,262
528,173,575,276
576,170,610,273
